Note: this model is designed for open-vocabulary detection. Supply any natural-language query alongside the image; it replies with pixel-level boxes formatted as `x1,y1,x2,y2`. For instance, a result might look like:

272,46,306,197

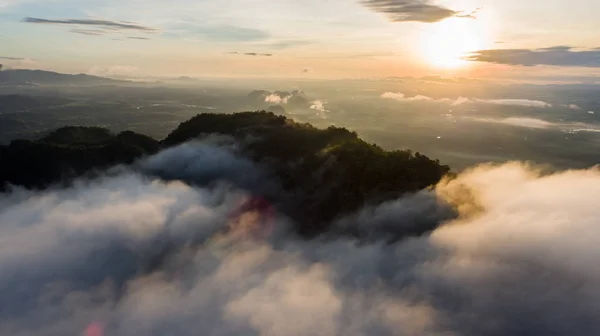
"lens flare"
84,322,104,336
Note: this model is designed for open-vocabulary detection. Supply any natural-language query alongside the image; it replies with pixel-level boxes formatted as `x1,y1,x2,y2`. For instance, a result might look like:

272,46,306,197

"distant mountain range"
0,69,129,86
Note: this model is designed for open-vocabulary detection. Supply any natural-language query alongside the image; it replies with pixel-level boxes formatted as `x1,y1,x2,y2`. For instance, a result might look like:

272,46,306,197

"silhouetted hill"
267,105,286,114
286,94,310,110
1,111,450,235
247,90,270,101
0,69,128,86
41,126,115,145
0,127,159,189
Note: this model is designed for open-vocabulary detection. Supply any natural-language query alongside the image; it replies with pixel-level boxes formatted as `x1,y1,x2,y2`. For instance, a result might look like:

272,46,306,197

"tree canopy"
1,111,450,236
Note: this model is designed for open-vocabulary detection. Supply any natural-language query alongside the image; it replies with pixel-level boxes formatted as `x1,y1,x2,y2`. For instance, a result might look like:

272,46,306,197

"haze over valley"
2,69,600,170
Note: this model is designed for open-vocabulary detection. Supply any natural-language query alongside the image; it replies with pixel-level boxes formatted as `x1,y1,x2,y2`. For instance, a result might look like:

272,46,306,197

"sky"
1,0,600,79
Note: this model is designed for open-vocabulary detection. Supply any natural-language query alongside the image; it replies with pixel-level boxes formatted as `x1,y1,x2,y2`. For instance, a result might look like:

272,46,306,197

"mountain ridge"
0,69,129,85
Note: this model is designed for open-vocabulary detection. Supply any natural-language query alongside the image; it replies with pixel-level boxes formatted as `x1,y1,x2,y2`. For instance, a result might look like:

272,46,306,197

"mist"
2,140,600,335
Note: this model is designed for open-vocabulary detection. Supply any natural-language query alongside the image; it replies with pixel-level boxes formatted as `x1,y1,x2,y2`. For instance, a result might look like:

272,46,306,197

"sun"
421,18,484,69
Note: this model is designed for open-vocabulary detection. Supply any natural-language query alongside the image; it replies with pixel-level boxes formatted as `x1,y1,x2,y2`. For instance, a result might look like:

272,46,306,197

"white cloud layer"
2,142,600,335
468,117,555,129
382,92,553,108
381,92,435,102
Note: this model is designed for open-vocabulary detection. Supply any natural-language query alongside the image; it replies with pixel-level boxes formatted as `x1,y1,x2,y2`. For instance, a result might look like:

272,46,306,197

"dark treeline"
0,111,450,235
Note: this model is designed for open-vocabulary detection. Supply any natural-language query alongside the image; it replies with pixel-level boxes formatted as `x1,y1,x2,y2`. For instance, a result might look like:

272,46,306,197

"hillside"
1,111,450,235
0,127,159,188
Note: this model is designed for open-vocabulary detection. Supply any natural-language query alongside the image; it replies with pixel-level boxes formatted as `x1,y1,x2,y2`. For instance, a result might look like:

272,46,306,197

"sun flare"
421,18,485,69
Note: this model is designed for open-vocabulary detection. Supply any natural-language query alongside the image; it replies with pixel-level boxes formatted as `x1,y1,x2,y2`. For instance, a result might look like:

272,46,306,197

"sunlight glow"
421,18,486,69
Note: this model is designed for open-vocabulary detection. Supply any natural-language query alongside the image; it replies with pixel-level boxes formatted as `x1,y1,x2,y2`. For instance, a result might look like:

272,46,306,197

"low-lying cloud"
468,116,555,129
360,0,478,23
310,100,328,112
466,46,600,68
265,93,290,104
464,116,600,133
382,92,553,108
457,98,552,108
381,92,435,102
310,100,329,119
141,140,277,196
3,139,600,335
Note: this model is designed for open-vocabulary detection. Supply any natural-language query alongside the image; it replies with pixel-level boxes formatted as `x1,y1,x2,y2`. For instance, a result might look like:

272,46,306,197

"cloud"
466,46,600,68
87,65,138,77
464,116,600,132
0,56,27,61
128,36,150,40
310,100,328,112
381,92,553,108
310,100,329,119
141,140,277,196
265,93,290,104
227,52,273,57
381,92,434,102
469,117,555,129
260,91,308,110
254,40,314,50
169,24,269,42
22,17,157,32
3,139,600,335
70,29,108,36
454,98,553,108
567,104,582,110
360,0,478,23
451,96,470,105
334,190,456,239
244,52,273,57
0,56,36,69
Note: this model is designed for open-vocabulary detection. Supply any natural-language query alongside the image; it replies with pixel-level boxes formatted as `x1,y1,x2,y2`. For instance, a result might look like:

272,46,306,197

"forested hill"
164,112,450,233
0,111,450,235
0,127,159,189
